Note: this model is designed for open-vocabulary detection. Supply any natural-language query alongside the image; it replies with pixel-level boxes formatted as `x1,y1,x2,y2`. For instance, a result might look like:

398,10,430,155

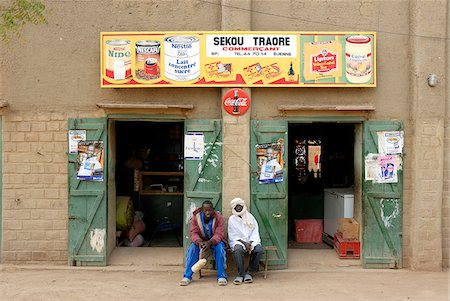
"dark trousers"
232,244,263,277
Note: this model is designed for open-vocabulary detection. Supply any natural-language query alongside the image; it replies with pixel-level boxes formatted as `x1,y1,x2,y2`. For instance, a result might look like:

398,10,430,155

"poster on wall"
256,140,284,184
364,153,401,183
68,130,86,154
184,133,204,160
76,141,104,181
377,131,404,155
100,31,376,88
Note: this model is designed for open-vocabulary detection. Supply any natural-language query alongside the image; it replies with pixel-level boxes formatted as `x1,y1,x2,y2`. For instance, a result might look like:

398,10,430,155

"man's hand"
200,240,212,250
239,240,252,253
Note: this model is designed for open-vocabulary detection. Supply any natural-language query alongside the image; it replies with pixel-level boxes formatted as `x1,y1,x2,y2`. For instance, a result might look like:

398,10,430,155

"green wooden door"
68,118,108,266
183,120,222,254
250,120,288,268
363,120,403,268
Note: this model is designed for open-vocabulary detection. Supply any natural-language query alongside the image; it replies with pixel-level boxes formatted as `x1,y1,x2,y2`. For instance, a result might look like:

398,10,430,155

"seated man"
179,200,227,286
228,197,263,285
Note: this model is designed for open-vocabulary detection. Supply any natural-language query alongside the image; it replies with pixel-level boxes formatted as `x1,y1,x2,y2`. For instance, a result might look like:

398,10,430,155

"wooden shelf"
140,171,184,176
140,191,183,196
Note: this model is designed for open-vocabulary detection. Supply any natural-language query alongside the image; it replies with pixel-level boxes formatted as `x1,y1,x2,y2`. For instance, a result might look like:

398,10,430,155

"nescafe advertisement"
222,88,250,116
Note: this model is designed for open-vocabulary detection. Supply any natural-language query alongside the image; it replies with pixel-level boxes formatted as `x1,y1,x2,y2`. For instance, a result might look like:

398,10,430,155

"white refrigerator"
323,188,354,237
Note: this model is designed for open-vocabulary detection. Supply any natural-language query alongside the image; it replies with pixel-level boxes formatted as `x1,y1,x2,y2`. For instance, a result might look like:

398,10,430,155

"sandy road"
0,265,448,301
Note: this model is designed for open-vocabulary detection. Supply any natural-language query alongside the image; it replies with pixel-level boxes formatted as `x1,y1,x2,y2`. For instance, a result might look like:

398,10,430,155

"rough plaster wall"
409,0,447,271
444,115,449,268
443,0,450,269
0,0,222,263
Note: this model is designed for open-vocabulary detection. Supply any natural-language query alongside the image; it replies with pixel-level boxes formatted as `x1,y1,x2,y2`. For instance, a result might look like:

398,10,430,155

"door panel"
183,120,222,254
362,121,403,268
250,120,288,267
68,118,108,266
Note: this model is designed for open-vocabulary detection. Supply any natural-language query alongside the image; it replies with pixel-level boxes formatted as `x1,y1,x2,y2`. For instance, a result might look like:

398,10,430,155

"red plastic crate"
295,219,323,243
334,232,360,259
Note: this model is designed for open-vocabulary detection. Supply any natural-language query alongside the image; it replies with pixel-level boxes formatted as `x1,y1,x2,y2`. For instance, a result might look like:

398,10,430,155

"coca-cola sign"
222,88,250,116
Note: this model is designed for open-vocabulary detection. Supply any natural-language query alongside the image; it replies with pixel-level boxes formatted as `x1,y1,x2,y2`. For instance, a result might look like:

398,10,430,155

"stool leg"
264,250,268,279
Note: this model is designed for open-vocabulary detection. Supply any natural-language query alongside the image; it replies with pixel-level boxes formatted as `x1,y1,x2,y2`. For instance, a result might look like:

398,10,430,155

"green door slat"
253,193,286,199
74,255,106,261
362,120,403,269
183,120,222,256
258,126,288,133
186,191,220,198
70,190,104,196
367,192,401,198
68,118,108,266
186,125,216,132
250,120,288,268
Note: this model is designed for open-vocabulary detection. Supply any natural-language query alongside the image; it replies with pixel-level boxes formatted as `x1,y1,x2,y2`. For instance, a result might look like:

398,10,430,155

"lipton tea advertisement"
101,31,376,88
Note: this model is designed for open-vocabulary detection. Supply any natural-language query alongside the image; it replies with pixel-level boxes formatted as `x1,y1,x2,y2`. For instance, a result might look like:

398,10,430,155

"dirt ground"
1,264,448,301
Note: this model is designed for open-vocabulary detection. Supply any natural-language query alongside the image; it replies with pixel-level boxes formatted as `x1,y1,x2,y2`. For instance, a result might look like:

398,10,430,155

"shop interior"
288,123,355,249
115,121,184,248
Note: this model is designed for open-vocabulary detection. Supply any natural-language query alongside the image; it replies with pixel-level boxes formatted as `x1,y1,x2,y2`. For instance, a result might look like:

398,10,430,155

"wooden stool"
260,245,278,279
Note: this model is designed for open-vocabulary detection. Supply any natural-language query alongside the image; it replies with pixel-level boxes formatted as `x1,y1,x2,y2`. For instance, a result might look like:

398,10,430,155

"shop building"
0,0,448,271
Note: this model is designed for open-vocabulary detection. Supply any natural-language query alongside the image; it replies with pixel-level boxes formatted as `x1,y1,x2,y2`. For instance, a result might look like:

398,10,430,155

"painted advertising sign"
222,88,250,115
101,32,376,88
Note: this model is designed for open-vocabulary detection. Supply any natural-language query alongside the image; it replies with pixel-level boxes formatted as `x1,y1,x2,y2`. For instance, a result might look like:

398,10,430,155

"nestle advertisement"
101,31,376,88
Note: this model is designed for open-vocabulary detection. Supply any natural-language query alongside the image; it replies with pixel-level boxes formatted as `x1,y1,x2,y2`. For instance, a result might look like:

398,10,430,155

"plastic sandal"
244,274,253,283
179,277,191,286
233,276,244,285
218,277,228,286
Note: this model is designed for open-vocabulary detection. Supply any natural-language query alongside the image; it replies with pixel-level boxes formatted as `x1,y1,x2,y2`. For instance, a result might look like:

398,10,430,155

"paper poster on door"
184,133,204,160
377,131,403,155
68,130,86,154
256,139,284,184
365,153,401,183
76,141,104,181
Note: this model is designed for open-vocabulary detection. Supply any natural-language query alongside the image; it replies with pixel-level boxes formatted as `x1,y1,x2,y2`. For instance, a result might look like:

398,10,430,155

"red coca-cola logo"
222,88,250,116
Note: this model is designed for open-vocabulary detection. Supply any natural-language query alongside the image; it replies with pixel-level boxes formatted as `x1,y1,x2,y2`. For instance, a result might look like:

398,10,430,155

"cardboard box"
338,218,359,240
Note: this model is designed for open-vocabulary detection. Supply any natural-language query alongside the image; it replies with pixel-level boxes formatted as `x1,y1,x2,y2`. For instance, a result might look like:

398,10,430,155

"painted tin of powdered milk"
164,36,200,82
105,40,132,80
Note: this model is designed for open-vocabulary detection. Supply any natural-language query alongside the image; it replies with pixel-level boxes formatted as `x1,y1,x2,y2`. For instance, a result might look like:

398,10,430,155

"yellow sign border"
100,31,376,88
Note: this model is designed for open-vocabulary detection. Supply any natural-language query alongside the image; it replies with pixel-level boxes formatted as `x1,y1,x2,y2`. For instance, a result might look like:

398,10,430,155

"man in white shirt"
228,197,263,285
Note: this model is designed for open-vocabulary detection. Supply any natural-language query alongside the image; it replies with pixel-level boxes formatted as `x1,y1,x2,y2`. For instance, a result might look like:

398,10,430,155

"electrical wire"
199,0,450,41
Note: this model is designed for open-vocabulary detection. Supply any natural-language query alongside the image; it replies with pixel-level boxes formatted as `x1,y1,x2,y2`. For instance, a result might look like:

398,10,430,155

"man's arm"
189,215,203,245
210,212,225,245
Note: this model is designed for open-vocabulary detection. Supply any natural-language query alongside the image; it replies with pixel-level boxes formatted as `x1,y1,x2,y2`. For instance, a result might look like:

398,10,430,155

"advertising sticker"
68,130,86,154
184,133,204,160
377,131,404,155
222,88,250,116
76,141,104,181
365,153,401,184
256,139,284,184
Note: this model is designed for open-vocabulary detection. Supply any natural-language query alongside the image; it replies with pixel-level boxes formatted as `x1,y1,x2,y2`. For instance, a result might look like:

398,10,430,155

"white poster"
377,131,404,155
364,153,379,181
184,133,204,160
68,130,86,154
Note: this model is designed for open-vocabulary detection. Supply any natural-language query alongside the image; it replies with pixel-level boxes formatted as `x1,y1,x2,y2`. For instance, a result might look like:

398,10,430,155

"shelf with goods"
138,171,184,196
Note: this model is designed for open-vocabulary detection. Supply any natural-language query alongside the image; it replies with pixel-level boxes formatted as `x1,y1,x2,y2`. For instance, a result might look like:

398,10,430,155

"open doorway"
288,123,355,250
114,121,184,248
